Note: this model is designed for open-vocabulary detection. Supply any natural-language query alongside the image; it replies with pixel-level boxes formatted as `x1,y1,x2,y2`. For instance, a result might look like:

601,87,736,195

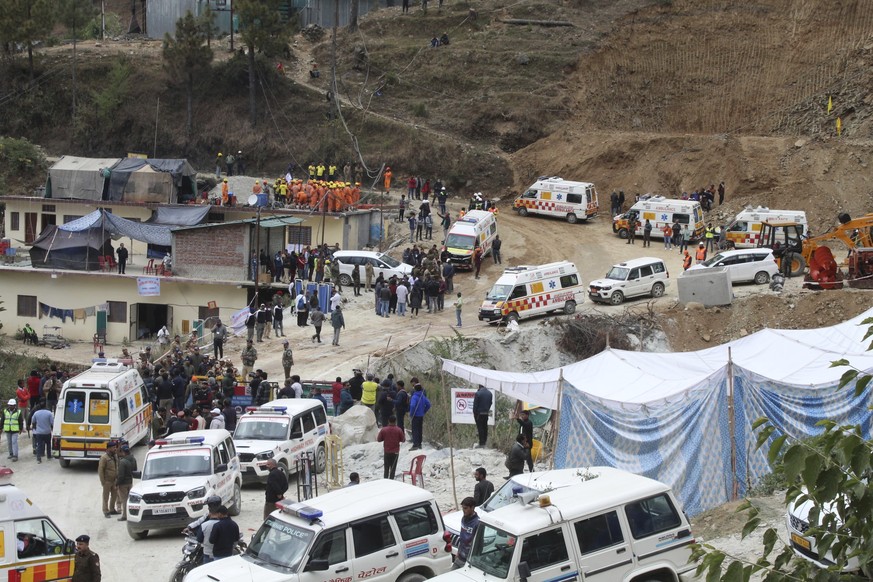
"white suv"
589,257,670,305
688,248,778,284
233,399,330,484
126,429,242,540
183,480,453,582
332,250,413,286
430,467,696,582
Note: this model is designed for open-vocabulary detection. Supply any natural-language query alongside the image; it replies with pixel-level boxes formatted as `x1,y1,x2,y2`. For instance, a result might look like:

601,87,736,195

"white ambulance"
233,400,330,484
613,197,705,240
0,484,77,581
443,210,498,269
514,177,599,224
183,480,453,582
430,467,698,582
52,358,153,467
478,262,584,323
725,206,808,248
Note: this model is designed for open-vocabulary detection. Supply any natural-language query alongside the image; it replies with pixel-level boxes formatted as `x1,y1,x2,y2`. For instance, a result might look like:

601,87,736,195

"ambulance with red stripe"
478,262,585,323
183,479,453,582
52,359,153,468
514,177,599,224
725,206,808,248
0,484,76,582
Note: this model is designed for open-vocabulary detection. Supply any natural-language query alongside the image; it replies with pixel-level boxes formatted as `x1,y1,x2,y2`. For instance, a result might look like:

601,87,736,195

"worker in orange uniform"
683,250,692,271
695,242,707,264
221,179,229,206
384,167,393,193
253,180,262,195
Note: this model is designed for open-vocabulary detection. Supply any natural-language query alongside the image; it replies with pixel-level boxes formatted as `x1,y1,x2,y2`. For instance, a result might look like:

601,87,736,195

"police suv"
184,479,453,582
233,400,330,484
433,467,697,582
126,430,242,540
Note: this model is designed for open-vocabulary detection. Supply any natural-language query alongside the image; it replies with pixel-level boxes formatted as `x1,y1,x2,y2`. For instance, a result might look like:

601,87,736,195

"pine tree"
235,0,290,126
57,0,98,119
162,11,214,138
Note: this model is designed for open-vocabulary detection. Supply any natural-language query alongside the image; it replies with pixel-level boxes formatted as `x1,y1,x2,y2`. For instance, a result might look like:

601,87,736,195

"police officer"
72,535,101,582
281,340,294,381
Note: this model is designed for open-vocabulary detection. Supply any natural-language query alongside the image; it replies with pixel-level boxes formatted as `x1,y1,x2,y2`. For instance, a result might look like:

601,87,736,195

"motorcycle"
169,530,247,582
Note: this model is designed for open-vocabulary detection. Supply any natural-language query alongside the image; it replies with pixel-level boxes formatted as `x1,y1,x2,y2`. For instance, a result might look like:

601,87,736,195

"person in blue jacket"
409,379,431,450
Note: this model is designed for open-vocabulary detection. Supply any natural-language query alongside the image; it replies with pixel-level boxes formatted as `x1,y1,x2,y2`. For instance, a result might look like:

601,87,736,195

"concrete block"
678,268,733,306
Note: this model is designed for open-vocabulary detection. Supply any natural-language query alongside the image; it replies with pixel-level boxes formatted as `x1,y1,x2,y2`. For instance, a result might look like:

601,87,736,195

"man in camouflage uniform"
282,340,294,381
241,340,258,379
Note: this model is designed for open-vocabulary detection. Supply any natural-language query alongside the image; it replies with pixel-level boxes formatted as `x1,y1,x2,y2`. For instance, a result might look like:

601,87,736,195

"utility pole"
230,2,234,51
101,0,106,40
254,204,262,302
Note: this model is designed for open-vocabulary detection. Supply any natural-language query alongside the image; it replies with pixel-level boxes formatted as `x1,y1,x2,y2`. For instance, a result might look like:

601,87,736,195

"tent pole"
550,369,564,470
45,227,58,263
442,367,459,510
728,347,738,500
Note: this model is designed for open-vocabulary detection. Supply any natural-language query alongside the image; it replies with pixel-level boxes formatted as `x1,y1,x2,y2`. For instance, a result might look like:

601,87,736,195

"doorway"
131,304,171,340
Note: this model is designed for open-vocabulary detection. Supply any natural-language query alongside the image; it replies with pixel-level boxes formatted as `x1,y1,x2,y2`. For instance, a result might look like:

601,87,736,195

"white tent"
441,308,873,515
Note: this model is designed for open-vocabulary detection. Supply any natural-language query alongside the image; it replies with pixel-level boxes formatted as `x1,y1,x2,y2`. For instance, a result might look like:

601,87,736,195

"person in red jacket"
376,415,405,479
26,371,41,411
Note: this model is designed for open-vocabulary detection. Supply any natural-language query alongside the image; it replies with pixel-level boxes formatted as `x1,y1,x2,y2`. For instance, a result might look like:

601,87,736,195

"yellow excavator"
757,214,873,289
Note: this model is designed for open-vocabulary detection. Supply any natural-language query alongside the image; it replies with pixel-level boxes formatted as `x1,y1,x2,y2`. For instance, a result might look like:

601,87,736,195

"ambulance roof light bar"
276,500,323,523
154,436,206,447
246,405,288,414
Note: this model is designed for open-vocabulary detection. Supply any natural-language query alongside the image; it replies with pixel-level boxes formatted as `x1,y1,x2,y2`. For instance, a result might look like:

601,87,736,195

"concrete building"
1,195,383,343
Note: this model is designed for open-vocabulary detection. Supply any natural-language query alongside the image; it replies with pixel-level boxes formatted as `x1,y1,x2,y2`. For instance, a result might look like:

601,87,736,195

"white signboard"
451,388,495,425
136,277,161,296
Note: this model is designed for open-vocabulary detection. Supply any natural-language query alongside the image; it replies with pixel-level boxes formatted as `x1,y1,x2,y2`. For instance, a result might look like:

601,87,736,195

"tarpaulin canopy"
441,308,873,516
149,206,211,226
60,209,175,246
107,158,197,203
29,225,112,270
44,156,121,200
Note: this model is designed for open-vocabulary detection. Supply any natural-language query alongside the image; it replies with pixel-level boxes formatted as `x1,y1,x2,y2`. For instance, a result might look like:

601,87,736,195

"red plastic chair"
401,454,426,487
105,255,117,269
143,259,155,275
97,256,108,271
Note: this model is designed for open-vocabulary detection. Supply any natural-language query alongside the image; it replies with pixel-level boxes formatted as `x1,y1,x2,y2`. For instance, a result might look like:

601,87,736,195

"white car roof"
333,250,387,260
613,257,665,269
712,249,773,258
154,428,231,448
480,467,672,535
274,480,436,530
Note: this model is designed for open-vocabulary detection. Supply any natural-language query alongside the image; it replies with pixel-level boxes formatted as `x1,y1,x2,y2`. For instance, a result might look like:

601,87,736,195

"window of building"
198,305,220,321
41,205,56,213
107,301,127,323
63,215,83,224
206,212,225,223
10,212,20,231
17,295,37,317
287,226,312,246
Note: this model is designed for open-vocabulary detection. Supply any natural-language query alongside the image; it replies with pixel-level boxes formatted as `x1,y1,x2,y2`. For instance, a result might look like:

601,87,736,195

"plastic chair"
401,454,426,487
105,255,117,269
97,256,108,271
143,259,155,275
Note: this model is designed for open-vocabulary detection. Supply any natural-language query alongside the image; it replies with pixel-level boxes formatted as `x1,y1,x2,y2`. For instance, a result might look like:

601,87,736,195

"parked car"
332,250,412,286
588,257,670,305
688,248,778,284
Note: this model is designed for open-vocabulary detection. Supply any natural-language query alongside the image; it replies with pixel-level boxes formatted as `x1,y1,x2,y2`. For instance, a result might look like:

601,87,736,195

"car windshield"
247,517,314,571
486,284,512,301
446,233,475,250
605,266,629,280
377,253,401,268
702,254,727,267
143,451,211,479
467,523,516,578
234,419,290,440
482,480,539,513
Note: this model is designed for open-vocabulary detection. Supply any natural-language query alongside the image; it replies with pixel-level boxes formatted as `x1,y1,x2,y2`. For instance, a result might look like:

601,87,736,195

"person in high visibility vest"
1,398,24,461
695,242,707,264
704,223,715,252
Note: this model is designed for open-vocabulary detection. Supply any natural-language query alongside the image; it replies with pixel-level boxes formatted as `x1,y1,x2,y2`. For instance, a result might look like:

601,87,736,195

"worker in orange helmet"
253,180,262,195
383,166,393,193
